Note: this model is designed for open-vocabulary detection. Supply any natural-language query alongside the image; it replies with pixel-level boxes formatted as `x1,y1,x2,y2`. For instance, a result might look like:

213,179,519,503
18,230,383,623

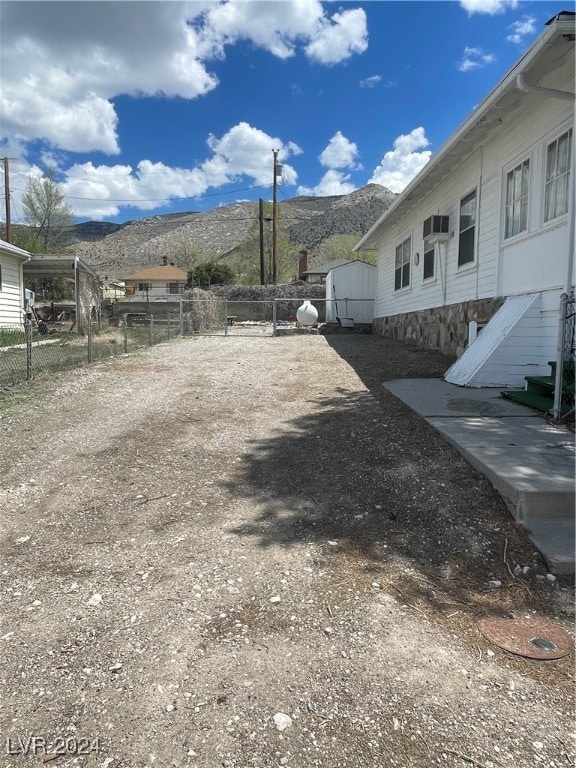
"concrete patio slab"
384,378,575,574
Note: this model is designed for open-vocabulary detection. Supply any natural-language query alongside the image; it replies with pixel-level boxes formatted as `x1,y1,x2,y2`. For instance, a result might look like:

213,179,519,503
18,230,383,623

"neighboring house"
301,259,351,284
325,261,377,325
123,263,188,300
0,239,31,329
101,279,126,300
355,11,574,389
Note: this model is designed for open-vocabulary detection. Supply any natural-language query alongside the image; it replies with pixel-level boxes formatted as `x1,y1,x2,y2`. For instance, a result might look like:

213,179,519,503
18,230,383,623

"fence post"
87,314,93,364
25,318,33,381
167,312,171,340
272,299,277,336
179,299,184,336
224,299,228,337
123,313,128,354
553,294,567,420
149,314,154,346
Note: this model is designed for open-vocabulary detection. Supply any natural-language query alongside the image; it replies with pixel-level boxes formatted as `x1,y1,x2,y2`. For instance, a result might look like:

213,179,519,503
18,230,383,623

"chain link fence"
0,311,180,389
1,297,375,391
553,293,575,424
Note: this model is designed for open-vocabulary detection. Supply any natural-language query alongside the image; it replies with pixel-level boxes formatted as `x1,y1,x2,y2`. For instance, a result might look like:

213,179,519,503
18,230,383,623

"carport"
22,253,100,332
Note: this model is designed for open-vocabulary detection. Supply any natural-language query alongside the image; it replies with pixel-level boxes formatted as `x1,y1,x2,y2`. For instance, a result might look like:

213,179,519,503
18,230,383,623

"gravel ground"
0,333,573,768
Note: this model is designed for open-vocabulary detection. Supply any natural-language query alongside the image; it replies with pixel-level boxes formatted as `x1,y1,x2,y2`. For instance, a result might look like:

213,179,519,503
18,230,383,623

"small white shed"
325,260,377,325
0,239,31,329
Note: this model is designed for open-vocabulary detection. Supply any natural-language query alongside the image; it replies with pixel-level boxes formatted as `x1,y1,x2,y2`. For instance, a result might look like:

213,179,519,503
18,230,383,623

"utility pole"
259,198,265,285
272,149,280,285
2,158,11,243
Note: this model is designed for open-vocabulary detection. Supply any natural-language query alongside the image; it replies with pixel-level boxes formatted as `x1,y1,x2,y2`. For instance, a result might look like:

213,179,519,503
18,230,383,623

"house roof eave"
354,15,574,252
0,239,32,262
23,253,99,279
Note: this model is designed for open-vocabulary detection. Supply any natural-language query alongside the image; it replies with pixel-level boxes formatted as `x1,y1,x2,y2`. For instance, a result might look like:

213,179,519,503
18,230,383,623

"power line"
51,182,271,204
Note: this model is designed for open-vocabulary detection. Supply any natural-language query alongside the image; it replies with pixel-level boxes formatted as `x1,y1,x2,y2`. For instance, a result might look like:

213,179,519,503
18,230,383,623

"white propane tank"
296,300,318,326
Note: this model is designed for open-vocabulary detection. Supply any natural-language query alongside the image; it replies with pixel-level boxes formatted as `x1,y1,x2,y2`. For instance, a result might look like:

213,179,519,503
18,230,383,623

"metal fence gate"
179,299,277,337
553,292,575,423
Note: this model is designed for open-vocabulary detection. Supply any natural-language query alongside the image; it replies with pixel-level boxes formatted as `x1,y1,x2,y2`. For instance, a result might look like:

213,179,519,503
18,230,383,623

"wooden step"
501,389,553,413
525,375,554,395
548,359,575,375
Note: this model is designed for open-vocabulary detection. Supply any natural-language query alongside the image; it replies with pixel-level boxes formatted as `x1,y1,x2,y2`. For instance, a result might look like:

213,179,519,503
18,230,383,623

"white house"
0,239,31,329
123,263,188,300
325,260,376,325
354,11,574,390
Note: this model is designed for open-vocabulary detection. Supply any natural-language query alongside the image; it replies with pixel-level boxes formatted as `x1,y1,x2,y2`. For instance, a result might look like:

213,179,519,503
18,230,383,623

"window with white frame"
423,246,435,280
137,282,150,292
544,128,572,222
394,237,411,290
458,190,477,266
504,159,530,239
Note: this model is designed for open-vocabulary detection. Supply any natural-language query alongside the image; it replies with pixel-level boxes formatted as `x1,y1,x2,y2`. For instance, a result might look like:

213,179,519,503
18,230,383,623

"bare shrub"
183,287,223,332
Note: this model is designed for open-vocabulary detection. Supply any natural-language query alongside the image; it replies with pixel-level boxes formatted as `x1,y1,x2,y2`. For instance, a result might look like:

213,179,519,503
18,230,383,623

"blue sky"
0,0,562,224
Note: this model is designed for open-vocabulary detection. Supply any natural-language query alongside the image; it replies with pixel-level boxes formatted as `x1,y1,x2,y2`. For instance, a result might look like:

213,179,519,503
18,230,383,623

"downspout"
516,72,575,417
516,72,575,294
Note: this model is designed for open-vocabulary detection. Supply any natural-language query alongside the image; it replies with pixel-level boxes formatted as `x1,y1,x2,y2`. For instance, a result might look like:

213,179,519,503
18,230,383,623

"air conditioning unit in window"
423,215,450,243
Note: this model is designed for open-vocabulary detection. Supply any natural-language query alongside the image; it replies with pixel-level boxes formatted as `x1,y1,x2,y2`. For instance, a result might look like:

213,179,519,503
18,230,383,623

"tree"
187,261,235,289
164,236,219,272
21,172,73,252
314,233,376,266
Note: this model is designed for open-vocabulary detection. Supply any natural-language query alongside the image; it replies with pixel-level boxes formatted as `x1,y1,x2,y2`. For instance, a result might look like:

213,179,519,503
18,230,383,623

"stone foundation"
373,297,505,358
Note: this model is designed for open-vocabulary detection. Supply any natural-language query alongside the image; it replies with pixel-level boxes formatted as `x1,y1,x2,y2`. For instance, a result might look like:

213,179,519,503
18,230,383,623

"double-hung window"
423,247,435,280
458,190,477,266
505,159,530,239
544,129,572,222
394,237,411,290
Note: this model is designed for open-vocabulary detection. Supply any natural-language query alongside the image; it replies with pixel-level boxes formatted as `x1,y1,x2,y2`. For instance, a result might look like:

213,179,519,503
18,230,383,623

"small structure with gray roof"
23,253,100,333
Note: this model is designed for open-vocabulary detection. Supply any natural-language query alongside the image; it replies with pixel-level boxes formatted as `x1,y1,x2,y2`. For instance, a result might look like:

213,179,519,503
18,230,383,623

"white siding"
0,255,25,328
374,57,573,324
126,280,186,299
372,53,573,384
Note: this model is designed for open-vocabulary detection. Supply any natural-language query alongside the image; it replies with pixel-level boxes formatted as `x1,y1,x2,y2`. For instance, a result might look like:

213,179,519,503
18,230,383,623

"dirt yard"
0,333,573,768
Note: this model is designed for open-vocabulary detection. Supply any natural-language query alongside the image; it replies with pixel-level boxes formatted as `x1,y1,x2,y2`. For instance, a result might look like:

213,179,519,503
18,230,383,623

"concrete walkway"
384,378,575,575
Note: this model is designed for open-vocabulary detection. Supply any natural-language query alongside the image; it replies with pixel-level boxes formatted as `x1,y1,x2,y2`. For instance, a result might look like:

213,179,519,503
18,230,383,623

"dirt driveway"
0,333,573,768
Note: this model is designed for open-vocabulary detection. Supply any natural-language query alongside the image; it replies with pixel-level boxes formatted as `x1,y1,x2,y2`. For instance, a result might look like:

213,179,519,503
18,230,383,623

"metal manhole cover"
478,615,574,660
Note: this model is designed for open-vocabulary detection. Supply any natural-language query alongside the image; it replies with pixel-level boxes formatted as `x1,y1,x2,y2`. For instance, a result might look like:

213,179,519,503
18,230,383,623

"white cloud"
0,1,368,156
297,170,356,197
460,0,518,14
360,75,382,89
205,0,366,64
319,132,359,170
368,127,431,193
204,122,301,186
6,122,301,220
305,8,368,65
507,16,537,44
458,46,496,72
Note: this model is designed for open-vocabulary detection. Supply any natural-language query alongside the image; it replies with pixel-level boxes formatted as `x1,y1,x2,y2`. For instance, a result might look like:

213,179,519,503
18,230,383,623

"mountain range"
70,183,396,278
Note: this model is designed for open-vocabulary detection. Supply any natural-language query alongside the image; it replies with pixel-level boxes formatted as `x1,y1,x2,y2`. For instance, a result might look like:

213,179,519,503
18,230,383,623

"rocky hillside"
70,184,396,277
285,184,396,252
